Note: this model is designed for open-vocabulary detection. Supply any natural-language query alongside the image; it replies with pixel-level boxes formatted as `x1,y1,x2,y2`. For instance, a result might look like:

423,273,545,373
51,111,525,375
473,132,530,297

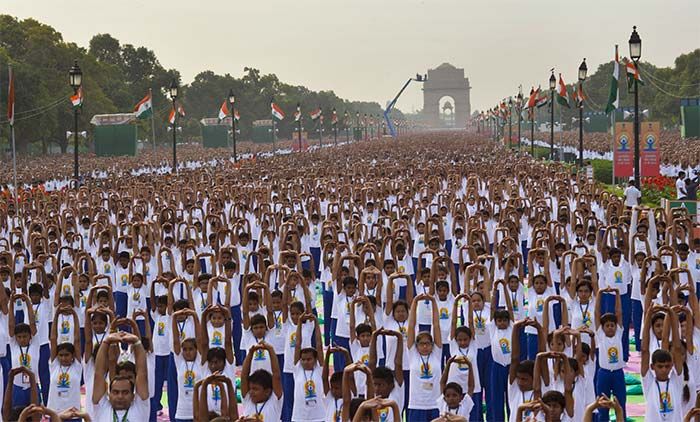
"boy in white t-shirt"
47,305,82,414
240,342,284,421
641,304,686,422
291,313,326,421
594,287,627,422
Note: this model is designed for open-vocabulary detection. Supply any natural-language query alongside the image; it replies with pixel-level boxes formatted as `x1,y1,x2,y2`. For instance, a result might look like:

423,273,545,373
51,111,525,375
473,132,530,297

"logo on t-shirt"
419,361,433,379
157,322,165,336
499,338,511,354
378,407,390,421
132,291,141,301
289,332,297,349
20,353,31,368
607,347,619,364
614,270,622,283
582,311,592,327
57,371,71,388
360,354,369,365
60,320,70,334
439,308,449,320
212,385,222,403
212,331,223,346
659,391,673,414
183,368,195,388
253,349,266,361
536,298,544,312
304,379,317,399
121,275,128,287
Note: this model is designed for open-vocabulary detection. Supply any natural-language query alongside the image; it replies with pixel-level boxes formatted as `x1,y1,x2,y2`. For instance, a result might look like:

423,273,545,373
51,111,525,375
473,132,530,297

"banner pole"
150,88,156,153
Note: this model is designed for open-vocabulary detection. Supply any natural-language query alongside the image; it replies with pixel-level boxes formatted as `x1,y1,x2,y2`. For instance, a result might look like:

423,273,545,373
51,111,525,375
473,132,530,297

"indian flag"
133,91,152,119
556,74,570,108
70,87,83,108
271,102,285,120
233,110,240,121
218,101,230,121
605,46,620,114
625,59,644,89
309,108,322,120
168,104,185,125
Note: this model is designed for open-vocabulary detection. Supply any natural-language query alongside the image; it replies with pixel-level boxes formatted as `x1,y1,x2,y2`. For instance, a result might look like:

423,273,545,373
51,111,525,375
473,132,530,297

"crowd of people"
0,132,699,421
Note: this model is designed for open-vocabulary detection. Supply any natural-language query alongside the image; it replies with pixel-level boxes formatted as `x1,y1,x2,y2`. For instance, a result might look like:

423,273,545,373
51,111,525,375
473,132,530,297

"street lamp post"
549,71,556,160
363,114,368,141
508,97,513,149
228,89,237,162
69,60,82,182
170,79,179,174
333,108,338,146
297,104,303,152
629,26,642,188
578,58,588,167
517,90,523,152
344,111,350,142
319,109,323,148
355,112,360,141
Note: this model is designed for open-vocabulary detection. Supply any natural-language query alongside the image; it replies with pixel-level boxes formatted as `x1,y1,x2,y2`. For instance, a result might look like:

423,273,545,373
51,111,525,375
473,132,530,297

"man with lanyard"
92,331,149,421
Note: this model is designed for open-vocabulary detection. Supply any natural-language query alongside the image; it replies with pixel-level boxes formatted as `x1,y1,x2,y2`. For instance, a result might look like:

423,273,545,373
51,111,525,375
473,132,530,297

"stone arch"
423,63,471,128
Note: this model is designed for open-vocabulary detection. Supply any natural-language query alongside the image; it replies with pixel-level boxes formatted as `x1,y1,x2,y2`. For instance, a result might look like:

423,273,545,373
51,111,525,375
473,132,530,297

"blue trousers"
310,247,321,278
323,289,334,346
231,304,243,365
470,392,483,422
476,347,492,422
631,298,643,352
488,362,510,422
445,239,452,256
150,354,169,421
114,291,127,318
167,353,178,422
333,335,350,370
11,384,38,407
0,345,10,389
526,332,539,361
282,371,294,422
39,343,50,405
522,241,529,275
441,343,451,370
407,408,439,421
600,292,631,361
595,368,626,422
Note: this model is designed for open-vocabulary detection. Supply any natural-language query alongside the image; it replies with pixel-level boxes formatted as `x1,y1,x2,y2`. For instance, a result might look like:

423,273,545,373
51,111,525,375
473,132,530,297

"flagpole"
611,44,618,185
150,88,156,153
271,100,276,157
10,123,18,205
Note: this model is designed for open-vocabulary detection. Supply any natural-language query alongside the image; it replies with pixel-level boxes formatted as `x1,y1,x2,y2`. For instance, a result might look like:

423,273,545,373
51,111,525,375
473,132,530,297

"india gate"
423,63,472,128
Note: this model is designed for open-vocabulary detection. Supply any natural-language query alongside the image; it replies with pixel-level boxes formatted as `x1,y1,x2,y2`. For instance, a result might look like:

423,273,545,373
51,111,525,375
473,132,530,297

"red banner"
641,121,660,177
614,122,633,178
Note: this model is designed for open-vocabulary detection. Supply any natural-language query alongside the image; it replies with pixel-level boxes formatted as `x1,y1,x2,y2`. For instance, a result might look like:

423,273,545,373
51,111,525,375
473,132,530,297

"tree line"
0,15,397,155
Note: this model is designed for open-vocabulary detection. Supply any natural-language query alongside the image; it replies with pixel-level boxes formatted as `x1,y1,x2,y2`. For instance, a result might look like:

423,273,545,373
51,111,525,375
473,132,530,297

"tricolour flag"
168,104,185,125
310,108,322,120
526,87,537,110
133,91,153,119
218,101,230,121
556,74,570,108
271,102,285,120
536,89,549,108
7,66,14,126
70,87,83,108
625,59,644,89
605,46,620,114
331,109,338,125
573,84,585,107
233,110,240,121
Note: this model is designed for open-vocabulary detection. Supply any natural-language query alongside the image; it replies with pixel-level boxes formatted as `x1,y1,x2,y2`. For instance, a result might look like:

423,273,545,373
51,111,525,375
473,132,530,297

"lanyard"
303,368,315,385
255,398,268,417
112,409,129,422
511,290,518,309
655,379,671,412
397,320,407,337
177,320,187,338
475,309,484,329
334,398,342,421
59,364,70,381
448,405,461,414
19,345,29,367
273,311,283,329
579,301,590,321
419,353,431,376
94,332,106,347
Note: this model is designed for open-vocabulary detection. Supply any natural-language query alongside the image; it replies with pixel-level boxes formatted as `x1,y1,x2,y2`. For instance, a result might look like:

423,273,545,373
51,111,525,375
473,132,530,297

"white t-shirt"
283,320,314,373
9,337,40,388
448,339,481,393
508,381,538,422
595,326,625,370
93,394,150,422
31,301,51,346
47,358,83,412
624,185,641,207
291,362,326,421
381,317,409,371
488,322,513,366
150,311,171,356
241,392,283,422
325,395,343,422
407,347,441,410
676,178,687,199
437,393,474,419
642,368,685,422
173,352,203,419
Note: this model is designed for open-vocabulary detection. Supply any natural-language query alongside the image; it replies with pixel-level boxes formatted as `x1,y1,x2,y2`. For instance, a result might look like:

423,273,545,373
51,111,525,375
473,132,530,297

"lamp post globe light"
549,71,556,161
629,26,642,188
517,89,523,151
169,79,179,174
344,110,350,142
577,58,588,167
228,89,237,162
508,97,513,149
69,60,82,182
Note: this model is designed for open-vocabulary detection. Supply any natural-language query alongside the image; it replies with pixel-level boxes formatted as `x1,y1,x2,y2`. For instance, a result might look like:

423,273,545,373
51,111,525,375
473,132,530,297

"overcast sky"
4,0,699,113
